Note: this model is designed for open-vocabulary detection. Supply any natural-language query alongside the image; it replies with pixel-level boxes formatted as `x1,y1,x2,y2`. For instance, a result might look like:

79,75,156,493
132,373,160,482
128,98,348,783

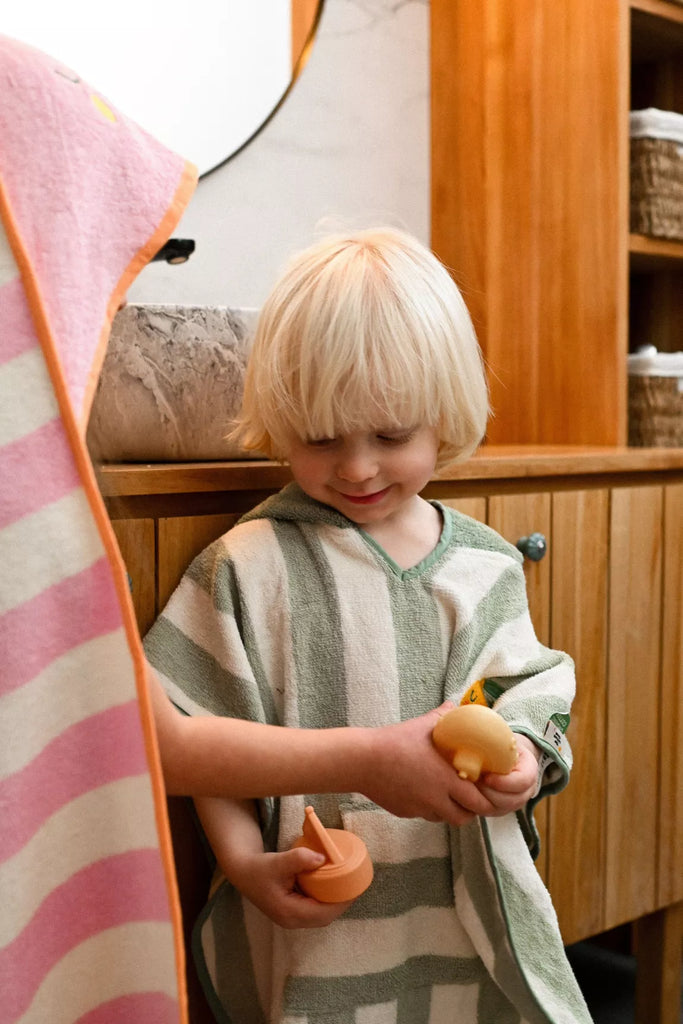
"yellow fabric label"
460,680,487,707
91,94,117,123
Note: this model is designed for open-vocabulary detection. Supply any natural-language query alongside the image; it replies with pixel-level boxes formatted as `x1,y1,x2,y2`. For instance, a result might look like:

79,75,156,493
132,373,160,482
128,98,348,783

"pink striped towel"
0,35,197,1023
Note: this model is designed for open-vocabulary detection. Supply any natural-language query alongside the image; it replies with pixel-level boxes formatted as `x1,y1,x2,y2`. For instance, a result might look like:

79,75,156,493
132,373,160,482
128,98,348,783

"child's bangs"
301,379,428,441
290,311,435,440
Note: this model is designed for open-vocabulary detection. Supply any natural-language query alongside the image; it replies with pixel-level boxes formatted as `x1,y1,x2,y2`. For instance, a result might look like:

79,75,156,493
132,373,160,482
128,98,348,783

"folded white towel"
628,346,683,377
630,107,683,145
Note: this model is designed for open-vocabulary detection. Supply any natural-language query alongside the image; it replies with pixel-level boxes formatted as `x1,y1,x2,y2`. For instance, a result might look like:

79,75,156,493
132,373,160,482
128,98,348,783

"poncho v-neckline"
358,501,452,581
241,481,454,581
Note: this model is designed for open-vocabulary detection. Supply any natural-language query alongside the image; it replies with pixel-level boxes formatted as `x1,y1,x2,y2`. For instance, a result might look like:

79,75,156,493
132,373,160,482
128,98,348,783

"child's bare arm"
194,796,354,929
151,670,486,825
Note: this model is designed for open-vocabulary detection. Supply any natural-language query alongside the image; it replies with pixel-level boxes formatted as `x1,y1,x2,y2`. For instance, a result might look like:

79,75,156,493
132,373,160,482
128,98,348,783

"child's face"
283,424,440,527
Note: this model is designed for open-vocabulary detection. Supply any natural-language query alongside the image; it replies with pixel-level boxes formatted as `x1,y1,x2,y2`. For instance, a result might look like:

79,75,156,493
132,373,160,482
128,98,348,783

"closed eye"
305,437,336,448
377,432,416,445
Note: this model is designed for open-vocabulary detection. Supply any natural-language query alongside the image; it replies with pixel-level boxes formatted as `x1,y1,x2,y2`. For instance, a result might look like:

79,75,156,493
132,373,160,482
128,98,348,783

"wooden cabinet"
476,487,611,942
110,517,155,634
629,1,683,356
157,513,239,610
660,482,683,911
607,486,663,925
430,474,680,947
431,0,683,447
99,448,683,1024
546,489,610,943
485,493,553,878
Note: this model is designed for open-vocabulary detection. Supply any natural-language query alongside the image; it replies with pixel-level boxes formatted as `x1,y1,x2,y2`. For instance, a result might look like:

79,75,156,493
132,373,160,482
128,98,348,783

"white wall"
128,0,429,310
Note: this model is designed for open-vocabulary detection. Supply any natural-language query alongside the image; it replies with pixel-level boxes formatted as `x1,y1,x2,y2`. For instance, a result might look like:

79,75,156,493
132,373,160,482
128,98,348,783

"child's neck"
361,496,442,570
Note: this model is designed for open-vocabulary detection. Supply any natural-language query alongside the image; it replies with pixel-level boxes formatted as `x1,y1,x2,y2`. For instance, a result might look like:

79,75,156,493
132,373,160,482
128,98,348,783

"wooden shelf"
630,233,683,269
97,447,683,499
431,5,680,443
631,0,683,24
631,1,683,61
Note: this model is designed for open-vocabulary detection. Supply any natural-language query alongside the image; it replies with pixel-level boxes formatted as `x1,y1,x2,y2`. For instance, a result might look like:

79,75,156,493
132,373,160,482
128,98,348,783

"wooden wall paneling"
606,485,663,926
157,513,240,613
431,0,627,445
437,496,487,523
166,793,216,1024
546,488,609,944
658,483,683,907
487,491,552,879
110,518,156,635
487,492,552,642
633,903,683,1024
156,512,241,1024
430,0,487,340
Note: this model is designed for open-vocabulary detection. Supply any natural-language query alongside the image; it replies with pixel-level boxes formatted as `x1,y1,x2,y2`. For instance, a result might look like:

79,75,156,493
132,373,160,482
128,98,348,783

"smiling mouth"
340,487,390,505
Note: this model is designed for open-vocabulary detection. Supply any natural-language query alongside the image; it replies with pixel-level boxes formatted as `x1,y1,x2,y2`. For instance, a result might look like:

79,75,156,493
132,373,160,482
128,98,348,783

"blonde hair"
233,227,489,468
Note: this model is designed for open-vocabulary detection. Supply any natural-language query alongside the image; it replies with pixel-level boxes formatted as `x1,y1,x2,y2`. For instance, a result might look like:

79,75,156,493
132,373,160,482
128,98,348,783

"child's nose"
336,446,378,483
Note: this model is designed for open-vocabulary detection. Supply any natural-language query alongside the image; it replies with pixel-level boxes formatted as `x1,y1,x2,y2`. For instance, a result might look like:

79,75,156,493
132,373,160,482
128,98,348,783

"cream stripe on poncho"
145,484,593,1024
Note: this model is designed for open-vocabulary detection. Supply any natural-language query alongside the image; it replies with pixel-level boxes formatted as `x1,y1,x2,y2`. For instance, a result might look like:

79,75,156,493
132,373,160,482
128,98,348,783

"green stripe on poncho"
145,483,592,1024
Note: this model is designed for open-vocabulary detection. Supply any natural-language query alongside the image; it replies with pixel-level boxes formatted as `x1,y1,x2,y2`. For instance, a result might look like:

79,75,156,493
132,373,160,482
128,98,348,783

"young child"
144,228,592,1023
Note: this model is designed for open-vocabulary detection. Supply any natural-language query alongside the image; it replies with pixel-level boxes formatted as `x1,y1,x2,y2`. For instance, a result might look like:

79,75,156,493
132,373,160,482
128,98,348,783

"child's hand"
473,735,541,816
229,846,356,929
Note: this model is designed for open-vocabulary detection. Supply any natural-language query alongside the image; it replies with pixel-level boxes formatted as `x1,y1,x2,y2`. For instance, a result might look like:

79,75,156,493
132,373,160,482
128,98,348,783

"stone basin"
87,304,261,461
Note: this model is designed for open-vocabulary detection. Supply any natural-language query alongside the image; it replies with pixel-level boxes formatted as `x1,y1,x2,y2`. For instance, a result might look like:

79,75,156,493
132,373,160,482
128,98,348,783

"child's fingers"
266,882,355,929
444,775,506,817
283,846,326,875
283,893,356,929
266,848,356,927
476,772,537,815
479,769,529,793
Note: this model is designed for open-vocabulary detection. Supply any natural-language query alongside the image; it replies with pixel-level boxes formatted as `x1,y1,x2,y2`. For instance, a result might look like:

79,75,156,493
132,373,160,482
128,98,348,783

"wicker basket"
628,374,683,448
630,136,683,241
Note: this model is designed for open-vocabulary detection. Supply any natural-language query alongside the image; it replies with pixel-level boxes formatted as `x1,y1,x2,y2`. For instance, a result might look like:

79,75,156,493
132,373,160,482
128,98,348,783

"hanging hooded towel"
0,35,197,1023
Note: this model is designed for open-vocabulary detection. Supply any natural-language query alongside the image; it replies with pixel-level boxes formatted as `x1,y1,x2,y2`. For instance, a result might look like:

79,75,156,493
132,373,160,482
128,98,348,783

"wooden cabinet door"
155,513,240,1024
606,485,663,927
437,496,487,523
431,0,626,445
488,492,552,643
487,492,552,880
659,483,683,908
110,517,156,635
547,488,609,944
157,513,239,612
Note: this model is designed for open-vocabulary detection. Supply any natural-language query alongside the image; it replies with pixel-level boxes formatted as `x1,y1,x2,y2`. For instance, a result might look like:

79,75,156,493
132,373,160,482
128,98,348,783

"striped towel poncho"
145,483,594,1024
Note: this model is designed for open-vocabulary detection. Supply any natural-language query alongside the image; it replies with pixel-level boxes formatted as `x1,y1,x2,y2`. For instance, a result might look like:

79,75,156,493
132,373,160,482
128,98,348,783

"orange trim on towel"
0,172,190,1024
80,159,199,428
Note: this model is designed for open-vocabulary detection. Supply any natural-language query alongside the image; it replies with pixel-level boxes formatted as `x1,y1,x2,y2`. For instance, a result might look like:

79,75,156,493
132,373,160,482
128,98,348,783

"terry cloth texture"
0,35,196,1023
145,483,594,1024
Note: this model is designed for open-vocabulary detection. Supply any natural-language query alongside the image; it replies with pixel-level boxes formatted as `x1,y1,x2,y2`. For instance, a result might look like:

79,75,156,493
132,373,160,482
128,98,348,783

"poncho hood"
240,481,357,529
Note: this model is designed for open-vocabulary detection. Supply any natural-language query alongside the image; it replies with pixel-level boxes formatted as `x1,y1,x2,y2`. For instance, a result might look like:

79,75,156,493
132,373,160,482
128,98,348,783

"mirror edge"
200,0,325,179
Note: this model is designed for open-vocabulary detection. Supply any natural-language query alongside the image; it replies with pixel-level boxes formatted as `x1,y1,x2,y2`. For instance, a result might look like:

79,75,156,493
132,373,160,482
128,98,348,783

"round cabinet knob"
516,532,547,561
